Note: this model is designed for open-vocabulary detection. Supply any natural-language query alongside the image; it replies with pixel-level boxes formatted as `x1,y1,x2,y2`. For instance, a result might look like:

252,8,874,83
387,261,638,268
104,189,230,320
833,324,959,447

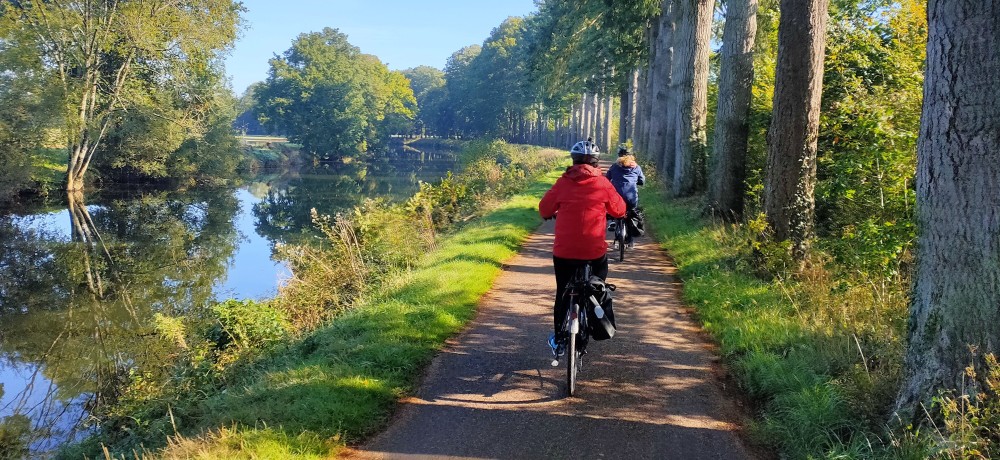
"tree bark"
595,90,605,149
621,68,639,145
638,20,659,159
672,0,714,197
635,66,647,153
620,85,632,147
648,1,676,176
763,0,828,257
895,0,1000,419
709,0,758,218
604,92,614,150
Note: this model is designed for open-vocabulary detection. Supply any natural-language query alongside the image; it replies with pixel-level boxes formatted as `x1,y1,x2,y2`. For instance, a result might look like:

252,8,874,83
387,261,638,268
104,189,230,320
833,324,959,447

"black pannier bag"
625,207,645,238
585,275,617,340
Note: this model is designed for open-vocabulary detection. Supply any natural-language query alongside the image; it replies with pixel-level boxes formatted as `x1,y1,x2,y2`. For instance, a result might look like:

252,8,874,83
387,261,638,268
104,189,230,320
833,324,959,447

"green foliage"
255,28,416,160
905,354,1000,459
0,39,61,201
0,0,245,190
815,0,925,278
209,300,290,353
0,414,31,460
402,66,446,135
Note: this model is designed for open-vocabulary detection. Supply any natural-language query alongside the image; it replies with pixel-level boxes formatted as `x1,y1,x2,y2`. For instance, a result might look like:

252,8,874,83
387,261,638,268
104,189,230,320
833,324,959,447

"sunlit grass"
31,147,66,191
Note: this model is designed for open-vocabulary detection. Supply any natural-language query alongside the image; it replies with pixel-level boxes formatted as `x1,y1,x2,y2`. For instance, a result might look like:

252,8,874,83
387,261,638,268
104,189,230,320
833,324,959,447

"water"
0,146,457,456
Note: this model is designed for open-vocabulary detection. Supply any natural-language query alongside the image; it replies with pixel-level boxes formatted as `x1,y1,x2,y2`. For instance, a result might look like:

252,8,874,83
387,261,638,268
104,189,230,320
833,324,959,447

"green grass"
639,185,899,459
118,167,564,459
30,147,66,192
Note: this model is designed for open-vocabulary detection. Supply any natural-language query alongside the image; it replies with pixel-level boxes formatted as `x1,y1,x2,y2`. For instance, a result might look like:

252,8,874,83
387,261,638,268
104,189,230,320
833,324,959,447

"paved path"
344,216,757,459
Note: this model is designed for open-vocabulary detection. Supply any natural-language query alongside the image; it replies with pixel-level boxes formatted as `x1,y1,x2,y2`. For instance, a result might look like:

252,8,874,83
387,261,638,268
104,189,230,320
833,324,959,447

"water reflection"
0,146,457,455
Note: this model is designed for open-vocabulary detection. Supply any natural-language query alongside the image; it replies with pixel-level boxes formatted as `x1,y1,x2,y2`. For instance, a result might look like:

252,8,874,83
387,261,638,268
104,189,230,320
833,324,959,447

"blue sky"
224,0,539,95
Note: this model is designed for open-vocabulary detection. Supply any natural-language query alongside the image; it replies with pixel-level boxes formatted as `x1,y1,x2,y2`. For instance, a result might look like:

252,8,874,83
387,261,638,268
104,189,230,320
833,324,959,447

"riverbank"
61,142,564,458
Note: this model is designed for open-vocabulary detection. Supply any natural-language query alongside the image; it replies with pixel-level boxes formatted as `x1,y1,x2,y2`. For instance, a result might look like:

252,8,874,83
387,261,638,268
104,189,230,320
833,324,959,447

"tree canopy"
254,28,416,160
0,0,245,191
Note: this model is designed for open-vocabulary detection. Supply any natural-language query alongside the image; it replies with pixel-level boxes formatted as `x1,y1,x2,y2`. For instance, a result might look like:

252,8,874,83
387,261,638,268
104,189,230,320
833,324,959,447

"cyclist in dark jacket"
605,146,645,211
539,139,626,356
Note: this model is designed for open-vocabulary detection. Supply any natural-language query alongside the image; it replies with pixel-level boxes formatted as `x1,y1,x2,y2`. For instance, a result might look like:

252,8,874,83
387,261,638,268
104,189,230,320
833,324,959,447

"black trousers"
552,254,609,334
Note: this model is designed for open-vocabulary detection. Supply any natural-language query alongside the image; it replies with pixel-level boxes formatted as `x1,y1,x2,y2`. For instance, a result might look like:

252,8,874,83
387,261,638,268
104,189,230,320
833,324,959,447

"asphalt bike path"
343,204,758,460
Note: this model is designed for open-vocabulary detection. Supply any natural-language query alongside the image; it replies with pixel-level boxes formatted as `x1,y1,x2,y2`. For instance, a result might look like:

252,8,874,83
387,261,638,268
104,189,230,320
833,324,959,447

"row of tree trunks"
647,3,673,177
637,0,713,197
708,0,758,218
629,0,1000,426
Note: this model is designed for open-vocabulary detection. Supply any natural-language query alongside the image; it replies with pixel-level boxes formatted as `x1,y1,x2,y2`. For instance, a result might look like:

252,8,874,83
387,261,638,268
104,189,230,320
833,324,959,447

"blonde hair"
616,155,637,168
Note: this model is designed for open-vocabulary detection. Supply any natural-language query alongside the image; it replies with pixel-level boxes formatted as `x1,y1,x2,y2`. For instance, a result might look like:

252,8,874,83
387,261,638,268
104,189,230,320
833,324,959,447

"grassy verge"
640,182,911,459
64,144,565,459
162,170,561,459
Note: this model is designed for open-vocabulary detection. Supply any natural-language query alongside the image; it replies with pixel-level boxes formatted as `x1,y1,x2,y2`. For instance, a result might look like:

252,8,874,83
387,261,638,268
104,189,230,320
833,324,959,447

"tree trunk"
566,100,583,142
895,0,1000,420
709,0,758,218
763,0,828,258
648,1,676,176
635,67,647,153
620,85,632,146
621,68,639,145
639,20,658,159
631,69,640,145
604,93,614,151
672,0,714,197
590,92,600,141
595,90,605,149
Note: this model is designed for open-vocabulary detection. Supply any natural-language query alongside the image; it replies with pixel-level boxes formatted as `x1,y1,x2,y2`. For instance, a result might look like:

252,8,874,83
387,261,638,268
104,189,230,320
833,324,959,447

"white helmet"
570,139,599,156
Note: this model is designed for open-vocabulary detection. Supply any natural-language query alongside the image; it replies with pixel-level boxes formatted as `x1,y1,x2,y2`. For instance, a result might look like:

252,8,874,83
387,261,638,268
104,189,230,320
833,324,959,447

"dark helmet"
617,144,631,157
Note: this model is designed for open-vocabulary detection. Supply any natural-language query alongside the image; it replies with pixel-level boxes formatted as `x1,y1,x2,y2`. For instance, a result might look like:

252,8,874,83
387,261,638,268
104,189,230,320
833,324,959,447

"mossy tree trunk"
763,0,829,258
896,0,1000,420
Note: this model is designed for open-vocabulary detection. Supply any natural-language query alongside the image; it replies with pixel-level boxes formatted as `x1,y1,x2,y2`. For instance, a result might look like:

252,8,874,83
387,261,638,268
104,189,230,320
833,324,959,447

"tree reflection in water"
0,145,457,454
0,188,240,453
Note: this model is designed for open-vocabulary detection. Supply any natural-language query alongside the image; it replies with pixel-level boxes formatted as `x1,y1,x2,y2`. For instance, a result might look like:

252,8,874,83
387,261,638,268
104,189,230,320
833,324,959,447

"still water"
0,146,457,455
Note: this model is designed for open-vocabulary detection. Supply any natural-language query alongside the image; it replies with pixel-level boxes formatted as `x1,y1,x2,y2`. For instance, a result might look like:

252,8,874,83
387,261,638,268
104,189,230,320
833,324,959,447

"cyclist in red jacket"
538,139,626,356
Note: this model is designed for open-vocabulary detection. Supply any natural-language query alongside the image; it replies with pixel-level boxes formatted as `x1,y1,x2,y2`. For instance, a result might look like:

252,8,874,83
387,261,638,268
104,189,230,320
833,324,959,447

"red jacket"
539,164,627,260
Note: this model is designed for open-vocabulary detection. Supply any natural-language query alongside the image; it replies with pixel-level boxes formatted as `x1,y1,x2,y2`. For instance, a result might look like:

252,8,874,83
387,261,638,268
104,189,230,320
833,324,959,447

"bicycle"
552,264,593,396
611,216,628,262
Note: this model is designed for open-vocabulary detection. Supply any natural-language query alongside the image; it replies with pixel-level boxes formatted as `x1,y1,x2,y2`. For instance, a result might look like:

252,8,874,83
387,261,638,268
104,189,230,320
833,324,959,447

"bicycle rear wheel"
617,221,626,262
566,329,577,396
566,303,579,396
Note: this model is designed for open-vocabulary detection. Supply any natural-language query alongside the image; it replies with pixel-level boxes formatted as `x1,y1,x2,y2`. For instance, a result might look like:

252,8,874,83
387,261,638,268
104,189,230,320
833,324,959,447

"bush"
209,299,290,353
